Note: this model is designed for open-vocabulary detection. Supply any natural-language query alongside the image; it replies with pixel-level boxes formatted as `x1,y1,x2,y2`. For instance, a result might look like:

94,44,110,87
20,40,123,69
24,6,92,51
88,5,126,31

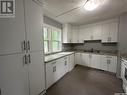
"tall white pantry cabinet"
0,0,45,95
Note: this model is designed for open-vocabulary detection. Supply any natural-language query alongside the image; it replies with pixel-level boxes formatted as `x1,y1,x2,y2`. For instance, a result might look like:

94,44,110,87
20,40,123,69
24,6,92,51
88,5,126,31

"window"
52,29,61,52
44,27,50,53
43,25,62,54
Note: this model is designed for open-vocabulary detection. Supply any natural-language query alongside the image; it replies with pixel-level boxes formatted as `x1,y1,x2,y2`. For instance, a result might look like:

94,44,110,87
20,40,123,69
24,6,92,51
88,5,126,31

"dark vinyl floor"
46,65,124,95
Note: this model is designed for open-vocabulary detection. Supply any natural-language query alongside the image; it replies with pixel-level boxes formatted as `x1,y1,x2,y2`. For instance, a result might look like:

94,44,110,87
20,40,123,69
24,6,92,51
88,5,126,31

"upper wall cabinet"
24,0,43,52
63,24,72,43
63,24,80,43
102,19,118,43
71,26,79,43
0,0,26,55
62,18,118,44
79,24,101,42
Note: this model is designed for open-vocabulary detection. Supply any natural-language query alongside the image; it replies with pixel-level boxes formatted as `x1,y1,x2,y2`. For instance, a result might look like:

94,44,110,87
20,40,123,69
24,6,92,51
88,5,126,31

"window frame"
43,24,62,54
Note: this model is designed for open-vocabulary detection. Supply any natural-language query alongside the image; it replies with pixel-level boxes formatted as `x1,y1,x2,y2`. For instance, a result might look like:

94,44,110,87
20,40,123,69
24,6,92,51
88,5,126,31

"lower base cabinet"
100,55,117,73
46,54,74,89
75,53,117,73
68,54,75,71
0,52,45,95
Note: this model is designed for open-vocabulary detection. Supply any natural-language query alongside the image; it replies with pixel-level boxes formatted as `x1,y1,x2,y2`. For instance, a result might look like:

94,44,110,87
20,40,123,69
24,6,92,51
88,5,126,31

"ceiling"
43,0,127,25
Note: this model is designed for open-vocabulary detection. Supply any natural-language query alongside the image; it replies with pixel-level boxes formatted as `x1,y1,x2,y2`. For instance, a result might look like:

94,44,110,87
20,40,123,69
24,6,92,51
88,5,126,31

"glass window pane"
52,30,61,41
44,27,48,40
52,41,59,52
44,41,48,53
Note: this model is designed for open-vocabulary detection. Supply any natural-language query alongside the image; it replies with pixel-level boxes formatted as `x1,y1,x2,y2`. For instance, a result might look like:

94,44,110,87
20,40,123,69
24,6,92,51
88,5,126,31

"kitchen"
0,0,127,95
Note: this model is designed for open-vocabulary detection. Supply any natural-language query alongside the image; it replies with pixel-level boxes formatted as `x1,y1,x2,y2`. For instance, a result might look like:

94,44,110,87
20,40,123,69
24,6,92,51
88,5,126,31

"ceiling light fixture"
84,0,102,11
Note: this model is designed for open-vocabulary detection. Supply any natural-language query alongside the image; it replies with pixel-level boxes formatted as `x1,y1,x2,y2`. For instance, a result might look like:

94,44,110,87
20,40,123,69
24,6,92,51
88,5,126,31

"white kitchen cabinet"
56,58,66,80
75,53,82,65
46,56,70,89
68,54,75,71
107,56,117,73
46,61,55,89
100,55,117,73
91,54,101,69
0,0,45,95
62,24,72,43
46,60,60,89
72,26,79,43
92,25,102,40
0,54,29,95
109,22,118,42
24,0,43,52
63,57,69,74
0,0,26,55
28,52,45,95
0,52,45,95
79,24,102,42
81,27,92,41
102,20,118,43
101,23,109,43
82,53,90,67
100,55,108,71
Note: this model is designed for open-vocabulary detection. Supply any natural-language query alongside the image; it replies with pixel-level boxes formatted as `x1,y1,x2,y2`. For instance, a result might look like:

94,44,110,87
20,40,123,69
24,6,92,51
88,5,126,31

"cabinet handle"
53,66,56,72
55,66,56,72
28,54,31,64
22,41,26,52
108,60,111,64
27,41,30,51
23,55,27,65
107,60,111,64
53,67,55,72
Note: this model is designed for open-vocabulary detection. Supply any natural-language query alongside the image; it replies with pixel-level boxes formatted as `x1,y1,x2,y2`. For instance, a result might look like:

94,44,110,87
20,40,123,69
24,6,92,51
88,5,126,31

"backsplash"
62,41,118,53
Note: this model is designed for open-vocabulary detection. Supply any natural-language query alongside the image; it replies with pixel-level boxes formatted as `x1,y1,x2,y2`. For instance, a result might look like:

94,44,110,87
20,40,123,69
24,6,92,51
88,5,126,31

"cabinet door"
62,24,72,43
75,53,82,65
79,30,84,43
109,22,118,42
24,0,43,52
82,53,90,67
46,62,54,89
72,26,79,43
0,54,29,95
102,23,110,43
68,54,75,71
100,55,108,71
56,58,65,80
0,0,25,55
108,56,117,73
63,57,69,74
91,54,101,69
92,25,102,40
28,52,45,95
83,28,92,40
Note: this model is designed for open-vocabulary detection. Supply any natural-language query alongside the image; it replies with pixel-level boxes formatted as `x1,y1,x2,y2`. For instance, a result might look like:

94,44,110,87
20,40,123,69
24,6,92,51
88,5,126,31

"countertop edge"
45,52,74,63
